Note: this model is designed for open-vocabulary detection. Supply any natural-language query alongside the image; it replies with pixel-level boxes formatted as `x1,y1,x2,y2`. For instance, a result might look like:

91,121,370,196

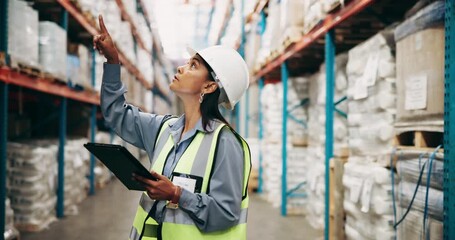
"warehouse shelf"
57,0,168,96
0,67,100,105
115,0,149,53
242,1,448,240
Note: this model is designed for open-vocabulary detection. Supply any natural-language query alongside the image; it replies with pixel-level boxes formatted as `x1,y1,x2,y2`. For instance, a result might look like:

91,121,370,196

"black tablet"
83,142,156,191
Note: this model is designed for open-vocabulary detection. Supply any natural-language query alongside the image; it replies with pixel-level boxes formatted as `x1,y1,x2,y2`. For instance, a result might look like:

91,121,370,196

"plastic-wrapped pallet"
78,44,92,89
6,141,58,232
67,54,80,87
395,150,443,239
303,0,326,34
64,138,90,215
259,82,309,213
122,0,138,26
4,198,20,240
280,0,305,46
304,146,325,229
137,48,153,84
394,1,445,132
78,0,107,21
347,27,397,162
118,22,137,65
93,132,122,187
94,52,104,92
137,15,153,51
343,161,397,240
256,0,281,65
397,208,443,240
39,21,67,81
7,0,39,68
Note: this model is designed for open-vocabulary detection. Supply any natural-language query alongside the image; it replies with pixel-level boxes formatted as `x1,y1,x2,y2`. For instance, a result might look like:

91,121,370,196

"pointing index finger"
98,15,109,34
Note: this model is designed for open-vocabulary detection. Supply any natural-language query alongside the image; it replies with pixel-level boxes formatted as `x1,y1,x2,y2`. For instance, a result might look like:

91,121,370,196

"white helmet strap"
210,71,229,104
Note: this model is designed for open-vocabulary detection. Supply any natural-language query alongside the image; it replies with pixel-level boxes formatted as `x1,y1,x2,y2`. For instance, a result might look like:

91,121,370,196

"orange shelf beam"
254,0,375,80
0,67,100,105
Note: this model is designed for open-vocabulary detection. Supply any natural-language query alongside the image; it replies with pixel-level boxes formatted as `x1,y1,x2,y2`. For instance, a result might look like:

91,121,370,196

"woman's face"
170,54,211,98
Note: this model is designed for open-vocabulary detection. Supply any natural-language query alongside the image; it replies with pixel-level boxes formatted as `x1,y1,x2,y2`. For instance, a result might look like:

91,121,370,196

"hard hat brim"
186,46,198,57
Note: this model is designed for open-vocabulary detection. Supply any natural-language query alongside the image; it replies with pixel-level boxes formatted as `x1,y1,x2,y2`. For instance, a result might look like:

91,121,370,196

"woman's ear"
203,82,218,94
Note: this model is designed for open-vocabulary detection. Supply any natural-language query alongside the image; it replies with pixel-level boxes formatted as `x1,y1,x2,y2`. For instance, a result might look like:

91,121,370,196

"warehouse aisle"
20,177,322,240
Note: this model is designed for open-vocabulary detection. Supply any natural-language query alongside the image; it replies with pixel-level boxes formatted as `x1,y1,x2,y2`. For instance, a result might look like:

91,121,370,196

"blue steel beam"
0,0,8,54
89,48,96,195
0,83,8,239
444,1,455,239
258,78,264,193
281,62,288,216
324,30,335,240
57,9,69,219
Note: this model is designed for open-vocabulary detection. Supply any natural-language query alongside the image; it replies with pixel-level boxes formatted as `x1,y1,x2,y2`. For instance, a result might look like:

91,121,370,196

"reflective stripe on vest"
130,119,251,240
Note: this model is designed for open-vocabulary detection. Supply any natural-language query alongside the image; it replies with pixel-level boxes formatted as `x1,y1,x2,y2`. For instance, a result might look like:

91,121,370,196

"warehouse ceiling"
151,0,256,65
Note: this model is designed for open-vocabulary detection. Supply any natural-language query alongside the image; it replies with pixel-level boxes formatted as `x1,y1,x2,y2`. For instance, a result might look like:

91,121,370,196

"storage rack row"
216,0,455,239
0,0,174,237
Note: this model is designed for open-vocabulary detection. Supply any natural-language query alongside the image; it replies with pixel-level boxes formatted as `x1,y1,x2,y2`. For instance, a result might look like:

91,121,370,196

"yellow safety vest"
129,118,251,240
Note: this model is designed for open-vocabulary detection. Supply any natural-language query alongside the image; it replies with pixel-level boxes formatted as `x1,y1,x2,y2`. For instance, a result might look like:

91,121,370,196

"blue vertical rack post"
57,9,69,218
258,78,264,193
324,30,335,240
444,1,455,239
240,0,247,137
0,0,8,236
281,62,288,216
89,49,96,195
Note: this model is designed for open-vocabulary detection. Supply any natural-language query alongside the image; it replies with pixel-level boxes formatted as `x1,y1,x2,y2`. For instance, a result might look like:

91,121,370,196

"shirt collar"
168,114,218,133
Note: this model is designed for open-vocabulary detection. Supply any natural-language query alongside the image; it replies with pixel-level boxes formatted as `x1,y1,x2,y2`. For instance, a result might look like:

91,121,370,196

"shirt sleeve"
177,127,245,232
100,63,166,152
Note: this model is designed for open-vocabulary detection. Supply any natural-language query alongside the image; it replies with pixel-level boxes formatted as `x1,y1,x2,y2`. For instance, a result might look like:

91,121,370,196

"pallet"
393,130,443,148
9,57,42,79
330,157,347,240
15,217,56,232
41,72,67,84
281,27,304,50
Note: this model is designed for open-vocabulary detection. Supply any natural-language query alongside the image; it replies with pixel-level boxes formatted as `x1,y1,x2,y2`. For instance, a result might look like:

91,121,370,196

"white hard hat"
187,45,249,110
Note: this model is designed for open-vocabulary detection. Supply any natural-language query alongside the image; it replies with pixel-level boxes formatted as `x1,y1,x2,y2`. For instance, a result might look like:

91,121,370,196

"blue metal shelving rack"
0,0,8,237
444,0,454,239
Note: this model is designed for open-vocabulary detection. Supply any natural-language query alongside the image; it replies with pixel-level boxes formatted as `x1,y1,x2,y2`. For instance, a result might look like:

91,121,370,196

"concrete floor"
21,178,323,240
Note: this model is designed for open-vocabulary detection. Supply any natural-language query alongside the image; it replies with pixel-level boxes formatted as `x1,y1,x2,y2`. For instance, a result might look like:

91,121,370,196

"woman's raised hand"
93,15,119,64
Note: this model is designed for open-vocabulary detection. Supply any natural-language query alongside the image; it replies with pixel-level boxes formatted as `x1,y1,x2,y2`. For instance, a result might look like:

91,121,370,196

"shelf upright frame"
258,77,264,193
281,62,289,216
444,0,455,239
89,48,97,195
0,0,8,236
324,29,335,240
57,9,69,218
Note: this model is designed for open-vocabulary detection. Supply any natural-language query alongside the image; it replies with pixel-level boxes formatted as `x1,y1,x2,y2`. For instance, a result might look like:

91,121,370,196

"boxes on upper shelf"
395,1,445,133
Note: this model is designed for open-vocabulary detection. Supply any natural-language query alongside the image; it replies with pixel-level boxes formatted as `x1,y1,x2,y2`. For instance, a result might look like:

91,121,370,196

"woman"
93,15,251,240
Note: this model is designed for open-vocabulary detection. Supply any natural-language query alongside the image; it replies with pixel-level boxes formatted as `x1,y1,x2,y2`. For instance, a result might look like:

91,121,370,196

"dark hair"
199,55,232,131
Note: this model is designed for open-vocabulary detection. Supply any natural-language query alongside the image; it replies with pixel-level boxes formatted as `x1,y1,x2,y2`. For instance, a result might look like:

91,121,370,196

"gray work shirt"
100,64,245,232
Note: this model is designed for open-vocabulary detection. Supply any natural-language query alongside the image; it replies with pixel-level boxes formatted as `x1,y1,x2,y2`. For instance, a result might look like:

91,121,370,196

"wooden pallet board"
0,52,6,67
330,157,347,240
394,131,444,148
15,217,56,232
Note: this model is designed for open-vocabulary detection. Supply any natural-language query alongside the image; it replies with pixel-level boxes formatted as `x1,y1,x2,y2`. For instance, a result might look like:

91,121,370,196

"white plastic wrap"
137,48,153,84
8,0,39,68
343,161,397,239
39,21,67,81
347,28,397,158
7,141,58,231
64,138,90,215
78,44,92,89
280,0,305,31
397,208,443,240
397,153,443,190
304,147,325,229
303,0,326,34
398,181,443,221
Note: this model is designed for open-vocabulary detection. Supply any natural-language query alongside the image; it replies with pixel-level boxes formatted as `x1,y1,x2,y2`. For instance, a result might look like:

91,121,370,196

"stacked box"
259,82,309,212
6,141,58,231
64,138,90,215
396,150,443,240
279,0,305,46
303,0,326,34
305,53,349,229
7,0,39,68
78,44,92,89
346,27,397,162
39,21,67,81
394,1,445,132
4,198,20,240
67,54,80,86
344,27,398,240
343,162,397,240
137,48,153,85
